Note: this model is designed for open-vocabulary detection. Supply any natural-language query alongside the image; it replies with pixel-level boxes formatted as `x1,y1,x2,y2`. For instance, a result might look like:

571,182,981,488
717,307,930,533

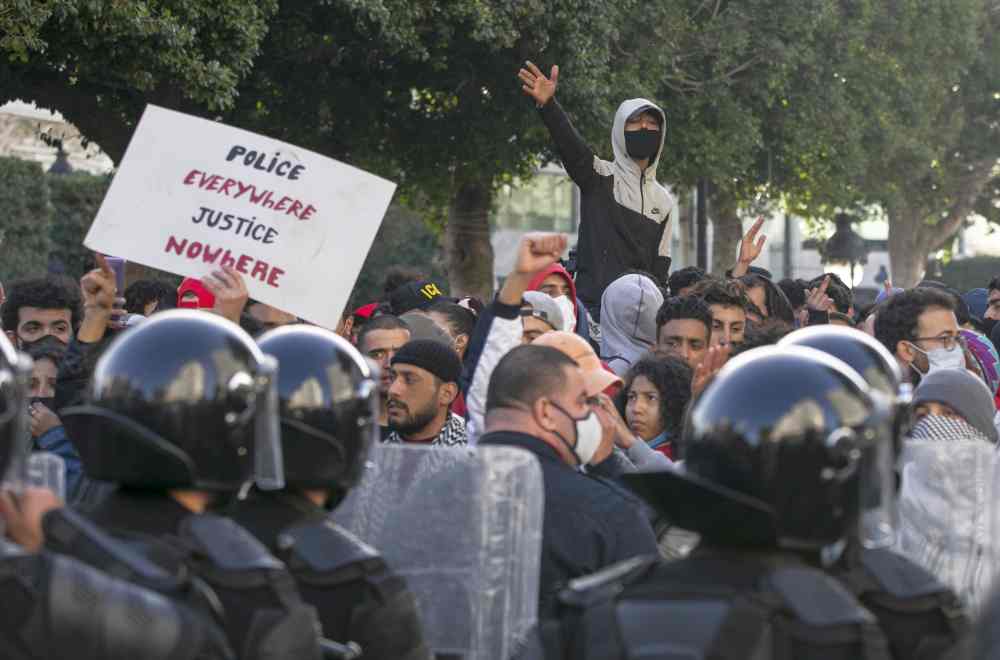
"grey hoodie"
599,272,664,376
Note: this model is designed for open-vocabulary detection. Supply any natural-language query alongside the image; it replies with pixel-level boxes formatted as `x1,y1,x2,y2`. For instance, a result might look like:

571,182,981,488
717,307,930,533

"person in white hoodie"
896,368,1000,616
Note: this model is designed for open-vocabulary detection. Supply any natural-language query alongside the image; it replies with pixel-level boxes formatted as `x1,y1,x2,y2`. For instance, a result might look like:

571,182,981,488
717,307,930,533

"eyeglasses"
910,334,964,351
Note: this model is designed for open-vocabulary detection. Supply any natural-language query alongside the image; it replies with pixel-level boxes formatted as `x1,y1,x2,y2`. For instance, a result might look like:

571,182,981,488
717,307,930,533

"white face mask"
908,342,965,376
553,295,576,332
550,402,603,466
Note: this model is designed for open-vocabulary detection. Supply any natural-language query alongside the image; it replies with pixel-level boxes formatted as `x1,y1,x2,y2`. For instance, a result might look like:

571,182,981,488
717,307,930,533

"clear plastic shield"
898,438,999,616
253,355,285,491
335,444,544,660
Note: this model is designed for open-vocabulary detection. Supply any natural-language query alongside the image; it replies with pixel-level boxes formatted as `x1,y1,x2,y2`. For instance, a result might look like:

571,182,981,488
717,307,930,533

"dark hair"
988,276,1000,294
667,266,707,297
730,319,794,357
123,279,176,316
655,296,712,341
874,287,956,355
381,267,426,300
486,345,577,412
916,281,970,326
426,301,476,339
777,278,807,309
808,273,852,314
357,314,411,351
2,276,82,333
690,278,751,312
739,274,795,324
618,355,692,439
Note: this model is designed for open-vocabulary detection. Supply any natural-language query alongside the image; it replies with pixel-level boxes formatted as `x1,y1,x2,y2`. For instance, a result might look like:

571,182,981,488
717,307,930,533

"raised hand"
691,345,730,398
204,265,249,325
517,61,559,107
500,232,568,305
732,217,767,277
806,276,834,312
78,253,119,342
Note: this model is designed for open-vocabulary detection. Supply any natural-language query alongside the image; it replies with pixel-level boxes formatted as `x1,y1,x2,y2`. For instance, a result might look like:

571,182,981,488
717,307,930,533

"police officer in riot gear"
0,329,234,660
50,310,324,660
225,325,432,660
521,346,898,660
780,326,967,659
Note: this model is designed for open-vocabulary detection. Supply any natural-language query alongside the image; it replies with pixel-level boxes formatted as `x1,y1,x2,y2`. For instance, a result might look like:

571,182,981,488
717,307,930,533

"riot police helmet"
628,346,880,554
256,325,376,501
62,310,284,492
779,325,908,548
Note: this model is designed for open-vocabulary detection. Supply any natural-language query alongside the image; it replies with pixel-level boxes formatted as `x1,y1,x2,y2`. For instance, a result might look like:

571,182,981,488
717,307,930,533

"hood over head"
599,273,664,376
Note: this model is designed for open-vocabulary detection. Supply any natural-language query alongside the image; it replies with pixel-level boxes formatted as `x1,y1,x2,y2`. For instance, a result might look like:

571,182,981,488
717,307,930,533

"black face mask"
20,334,67,353
30,396,56,411
624,129,660,160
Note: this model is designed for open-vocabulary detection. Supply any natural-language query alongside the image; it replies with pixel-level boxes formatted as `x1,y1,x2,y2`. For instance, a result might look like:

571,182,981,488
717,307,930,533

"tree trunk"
445,179,495,301
710,189,743,276
886,207,931,288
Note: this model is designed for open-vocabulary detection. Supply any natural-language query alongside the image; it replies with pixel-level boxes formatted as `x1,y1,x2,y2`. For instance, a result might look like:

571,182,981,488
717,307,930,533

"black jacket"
538,99,673,308
227,491,432,660
478,431,658,617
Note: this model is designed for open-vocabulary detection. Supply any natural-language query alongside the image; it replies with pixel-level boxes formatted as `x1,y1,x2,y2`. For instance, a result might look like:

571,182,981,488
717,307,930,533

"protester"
1,275,80,348
689,278,749,347
897,368,998,616
667,266,706,297
985,276,1000,322
777,277,807,319
385,339,467,446
229,326,432,660
519,61,673,319
478,344,658,616
123,278,176,317
617,355,691,459
526,261,592,340
357,314,411,439
463,232,570,441
739,272,795,324
874,286,960,385
961,328,1000,399
809,272,853,316
424,300,476,359
520,291,563,344
599,272,664,376
388,279,446,316
176,276,215,309
654,295,711,369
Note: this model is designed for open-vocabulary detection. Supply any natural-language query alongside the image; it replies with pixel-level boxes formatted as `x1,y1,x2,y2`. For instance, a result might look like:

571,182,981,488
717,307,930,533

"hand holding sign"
204,265,249,325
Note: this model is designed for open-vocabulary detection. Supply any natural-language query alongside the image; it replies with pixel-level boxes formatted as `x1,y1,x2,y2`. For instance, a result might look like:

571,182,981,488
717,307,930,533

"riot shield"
334,444,543,660
897,438,999,615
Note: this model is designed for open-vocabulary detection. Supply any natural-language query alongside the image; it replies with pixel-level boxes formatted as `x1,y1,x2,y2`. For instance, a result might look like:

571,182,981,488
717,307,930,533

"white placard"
84,104,396,329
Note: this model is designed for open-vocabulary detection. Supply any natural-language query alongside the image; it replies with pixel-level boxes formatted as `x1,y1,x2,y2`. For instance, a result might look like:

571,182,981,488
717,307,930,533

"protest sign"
84,104,396,329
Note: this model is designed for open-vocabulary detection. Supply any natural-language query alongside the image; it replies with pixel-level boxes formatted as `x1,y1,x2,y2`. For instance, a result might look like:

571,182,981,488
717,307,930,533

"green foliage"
0,156,52,281
1,0,279,160
47,172,110,277
349,205,447,306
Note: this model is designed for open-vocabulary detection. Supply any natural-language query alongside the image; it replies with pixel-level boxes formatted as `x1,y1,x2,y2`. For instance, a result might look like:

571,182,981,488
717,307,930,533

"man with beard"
874,287,961,385
385,339,467,446
358,315,411,440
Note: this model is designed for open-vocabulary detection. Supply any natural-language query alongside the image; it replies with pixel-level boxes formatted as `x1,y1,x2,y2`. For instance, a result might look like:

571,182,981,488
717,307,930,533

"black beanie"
390,339,462,384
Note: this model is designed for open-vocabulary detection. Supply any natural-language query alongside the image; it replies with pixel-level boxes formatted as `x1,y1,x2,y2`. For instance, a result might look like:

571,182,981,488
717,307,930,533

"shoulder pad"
181,514,284,572
277,520,382,573
768,567,875,627
860,548,950,600
560,555,659,608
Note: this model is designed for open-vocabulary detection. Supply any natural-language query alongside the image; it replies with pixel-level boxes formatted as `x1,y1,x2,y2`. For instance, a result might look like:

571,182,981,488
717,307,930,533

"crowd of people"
1,61,999,659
